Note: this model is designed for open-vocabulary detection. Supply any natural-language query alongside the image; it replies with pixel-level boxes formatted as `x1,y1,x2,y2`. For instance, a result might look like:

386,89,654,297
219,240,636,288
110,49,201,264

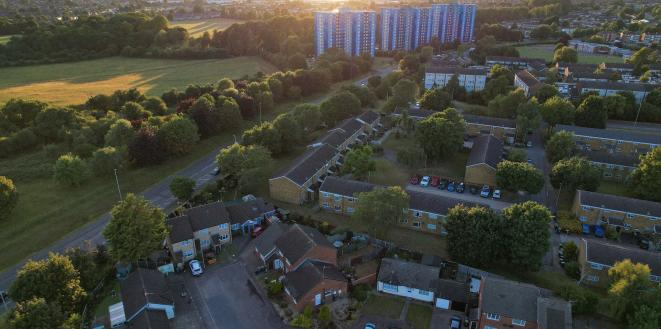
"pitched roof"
463,114,516,129
128,310,171,329
486,56,545,65
275,224,333,265
377,258,440,292
583,239,661,277
358,110,380,124
433,279,469,303
283,261,346,300
555,124,661,145
426,66,488,76
183,201,230,232
254,222,288,257
166,216,194,244
481,277,541,323
392,107,435,120
577,190,661,218
515,70,541,88
407,190,481,216
319,176,377,197
578,80,656,93
225,198,273,224
577,150,639,167
466,135,504,168
120,269,173,320
272,143,338,186
537,297,572,329
315,130,348,149
337,117,364,137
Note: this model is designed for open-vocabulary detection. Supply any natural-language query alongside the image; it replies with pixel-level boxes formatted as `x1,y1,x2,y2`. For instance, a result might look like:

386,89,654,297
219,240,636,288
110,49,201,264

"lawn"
171,18,246,37
406,303,433,329
362,294,404,319
0,56,277,105
381,134,468,179
370,158,411,186
93,281,121,318
516,45,624,64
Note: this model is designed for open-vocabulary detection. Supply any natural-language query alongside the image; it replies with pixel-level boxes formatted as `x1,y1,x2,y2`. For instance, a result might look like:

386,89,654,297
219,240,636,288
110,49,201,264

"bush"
557,284,598,315
53,153,90,187
563,261,580,279
91,147,126,177
557,211,582,234
605,226,619,240
0,176,18,219
266,280,284,298
351,284,371,302
562,241,578,262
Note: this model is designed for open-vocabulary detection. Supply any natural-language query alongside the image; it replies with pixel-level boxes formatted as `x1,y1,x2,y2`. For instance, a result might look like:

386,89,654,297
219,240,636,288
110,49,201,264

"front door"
314,293,321,306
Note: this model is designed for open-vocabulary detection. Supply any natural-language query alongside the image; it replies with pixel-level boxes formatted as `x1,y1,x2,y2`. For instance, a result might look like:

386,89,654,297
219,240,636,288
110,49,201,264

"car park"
492,189,501,199
447,182,455,192
430,176,440,187
420,176,431,187
469,185,478,195
251,226,264,238
439,179,448,190
480,185,490,198
456,182,465,193
410,175,420,185
189,260,203,276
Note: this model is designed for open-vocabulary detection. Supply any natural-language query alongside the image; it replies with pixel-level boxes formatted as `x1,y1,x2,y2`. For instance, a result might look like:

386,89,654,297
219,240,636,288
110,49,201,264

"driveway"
431,308,465,329
351,315,410,329
406,185,512,210
183,261,287,329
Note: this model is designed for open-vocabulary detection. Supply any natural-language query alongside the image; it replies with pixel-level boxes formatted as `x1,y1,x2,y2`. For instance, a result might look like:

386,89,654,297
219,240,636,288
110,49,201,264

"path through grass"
172,18,246,37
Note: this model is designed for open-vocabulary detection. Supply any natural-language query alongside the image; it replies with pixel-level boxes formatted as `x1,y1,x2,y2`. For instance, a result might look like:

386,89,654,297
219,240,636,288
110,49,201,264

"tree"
608,260,652,320
217,98,243,131
242,122,283,155
273,113,303,152
318,305,331,326
0,176,18,219
546,131,575,163
170,176,195,201
9,297,66,329
496,160,544,194
501,202,552,270
141,97,168,116
554,46,578,63
535,84,559,103
628,47,657,74
626,305,660,329
91,147,126,177
507,148,527,162
483,75,513,102
103,193,168,263
104,119,135,148
217,78,234,91
341,84,376,108
9,253,85,314
399,54,420,73
629,147,661,202
603,94,629,119
129,127,165,166
1,98,47,129
352,186,409,238
34,107,77,142
320,91,361,125
446,205,507,267
419,88,451,111
489,64,513,83
530,24,553,40
391,79,419,106
415,109,465,161
488,89,527,118
121,102,150,121
575,95,608,128
292,104,321,132
189,95,222,138
341,146,376,181
550,156,602,191
443,74,465,100
516,99,542,138
157,117,200,156
216,143,271,179
53,154,90,187
367,75,382,89
540,96,575,127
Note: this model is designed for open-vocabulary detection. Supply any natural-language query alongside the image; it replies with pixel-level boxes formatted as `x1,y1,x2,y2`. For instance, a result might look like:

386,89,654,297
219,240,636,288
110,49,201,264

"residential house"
392,107,435,121
283,260,347,311
319,176,377,215
576,150,639,181
357,110,382,135
166,216,196,264
577,80,655,103
424,66,488,91
555,124,661,157
253,222,287,269
274,224,337,273
465,135,504,187
175,202,232,254
514,70,542,97
226,197,275,235
477,277,572,329
485,56,546,72
403,190,483,235
572,190,661,232
578,239,661,286
111,268,174,329
463,114,517,143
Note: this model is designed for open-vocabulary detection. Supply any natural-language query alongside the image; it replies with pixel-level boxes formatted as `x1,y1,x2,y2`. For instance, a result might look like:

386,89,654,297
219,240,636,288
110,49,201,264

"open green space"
371,158,412,186
382,134,468,179
362,294,405,319
516,45,624,64
0,35,12,45
0,56,278,105
406,303,433,329
171,18,246,37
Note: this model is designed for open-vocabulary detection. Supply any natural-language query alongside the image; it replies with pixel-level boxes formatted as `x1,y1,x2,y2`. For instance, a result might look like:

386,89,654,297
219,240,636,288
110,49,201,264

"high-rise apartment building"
314,9,376,57
381,4,476,52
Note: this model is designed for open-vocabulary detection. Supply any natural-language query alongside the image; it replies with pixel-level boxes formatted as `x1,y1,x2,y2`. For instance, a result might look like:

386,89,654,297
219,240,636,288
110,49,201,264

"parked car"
479,185,490,198
450,316,461,329
447,182,455,192
469,185,478,195
251,226,264,238
409,175,420,185
420,176,431,187
526,141,533,148
439,178,448,190
212,167,220,176
456,182,465,193
189,260,203,276
430,176,440,187
364,323,376,329
492,189,501,199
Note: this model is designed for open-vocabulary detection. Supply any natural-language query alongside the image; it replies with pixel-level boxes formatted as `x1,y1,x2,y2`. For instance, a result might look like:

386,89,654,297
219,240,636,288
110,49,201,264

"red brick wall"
288,279,348,311
285,246,338,273
479,313,538,329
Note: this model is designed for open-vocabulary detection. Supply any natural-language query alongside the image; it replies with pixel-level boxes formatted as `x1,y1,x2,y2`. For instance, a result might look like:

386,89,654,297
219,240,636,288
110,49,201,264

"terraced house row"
572,190,661,234
269,111,381,205
319,176,487,235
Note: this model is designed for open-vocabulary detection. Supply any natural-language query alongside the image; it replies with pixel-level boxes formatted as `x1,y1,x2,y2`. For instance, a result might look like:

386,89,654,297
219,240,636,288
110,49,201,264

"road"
0,64,395,295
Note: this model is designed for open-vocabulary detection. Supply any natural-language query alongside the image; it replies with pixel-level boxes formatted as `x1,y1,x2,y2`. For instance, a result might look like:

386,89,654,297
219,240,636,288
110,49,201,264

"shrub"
266,280,284,298
351,284,370,302
53,153,90,187
563,261,580,279
557,284,598,315
562,241,578,262
0,176,18,219
91,147,126,177
557,211,582,234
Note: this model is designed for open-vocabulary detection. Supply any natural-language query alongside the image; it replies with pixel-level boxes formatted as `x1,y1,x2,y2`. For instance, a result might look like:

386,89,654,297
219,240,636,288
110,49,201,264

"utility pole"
0,290,8,312
113,169,123,201
633,92,647,127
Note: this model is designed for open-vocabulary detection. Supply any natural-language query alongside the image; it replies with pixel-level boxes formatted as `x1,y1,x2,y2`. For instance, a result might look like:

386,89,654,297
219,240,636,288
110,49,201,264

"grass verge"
516,45,624,64
362,294,404,319
406,303,432,329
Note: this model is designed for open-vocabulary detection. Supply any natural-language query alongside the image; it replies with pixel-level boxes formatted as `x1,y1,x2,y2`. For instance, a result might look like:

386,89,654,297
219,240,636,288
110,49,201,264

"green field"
0,35,12,45
516,45,625,64
0,56,278,105
171,17,246,37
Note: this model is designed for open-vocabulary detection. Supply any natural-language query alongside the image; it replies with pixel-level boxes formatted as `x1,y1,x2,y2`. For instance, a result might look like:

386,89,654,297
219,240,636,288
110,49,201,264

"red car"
409,175,420,185
251,226,264,238
430,176,440,187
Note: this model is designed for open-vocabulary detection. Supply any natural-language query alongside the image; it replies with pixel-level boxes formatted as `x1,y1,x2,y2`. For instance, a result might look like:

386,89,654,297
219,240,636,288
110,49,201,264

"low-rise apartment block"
572,190,661,233
463,114,516,143
424,66,488,91
403,190,482,235
319,176,376,215
578,239,661,286
577,80,655,103
576,150,639,181
485,56,546,72
514,70,542,97
555,124,661,157
465,135,504,187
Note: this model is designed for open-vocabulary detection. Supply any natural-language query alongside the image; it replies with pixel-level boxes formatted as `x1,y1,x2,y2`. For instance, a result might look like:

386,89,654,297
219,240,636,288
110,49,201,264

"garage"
435,298,450,309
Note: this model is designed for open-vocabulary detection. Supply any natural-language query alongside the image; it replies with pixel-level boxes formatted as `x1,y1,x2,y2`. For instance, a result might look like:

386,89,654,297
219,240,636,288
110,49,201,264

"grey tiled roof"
120,269,173,320
254,222,287,257
555,124,661,145
183,201,230,231
463,114,516,129
466,135,504,168
577,150,639,167
378,258,440,292
129,310,171,329
272,143,338,186
515,70,541,87
481,277,541,322
433,279,469,303
578,80,656,93
283,260,345,300
426,66,488,76
577,190,661,218
226,198,273,224
358,110,380,124
583,239,661,276
319,176,377,197
166,216,194,243
275,224,333,265
315,130,348,149
392,107,435,120
407,190,482,216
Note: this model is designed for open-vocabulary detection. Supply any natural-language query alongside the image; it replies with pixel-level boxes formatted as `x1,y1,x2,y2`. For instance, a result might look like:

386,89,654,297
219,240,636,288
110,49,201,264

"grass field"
363,294,404,319
516,44,624,64
0,35,12,45
406,303,433,329
0,56,278,105
171,18,246,37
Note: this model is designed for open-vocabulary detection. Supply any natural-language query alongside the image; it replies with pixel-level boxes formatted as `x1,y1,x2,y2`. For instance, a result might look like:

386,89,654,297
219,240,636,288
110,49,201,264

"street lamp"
114,169,123,201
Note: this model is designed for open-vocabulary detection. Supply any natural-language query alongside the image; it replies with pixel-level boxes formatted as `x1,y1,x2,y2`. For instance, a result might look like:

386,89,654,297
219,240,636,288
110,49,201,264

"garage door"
435,298,450,309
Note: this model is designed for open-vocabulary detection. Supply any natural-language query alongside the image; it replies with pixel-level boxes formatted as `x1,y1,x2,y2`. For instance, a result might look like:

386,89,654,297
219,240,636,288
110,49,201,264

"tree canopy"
170,177,196,201
496,160,544,194
419,88,451,111
550,156,602,191
341,146,376,181
414,109,465,161
320,91,362,126
352,186,410,238
53,153,90,187
629,147,661,202
0,175,18,219
575,95,608,129
540,96,575,127
545,131,575,163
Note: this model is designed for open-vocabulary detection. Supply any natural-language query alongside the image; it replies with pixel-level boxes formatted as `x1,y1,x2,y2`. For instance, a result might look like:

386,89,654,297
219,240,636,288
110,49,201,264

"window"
347,197,355,203
323,203,330,208
512,319,526,326
347,207,354,214
486,313,500,321
322,192,330,198
590,263,603,270
220,234,229,241
484,326,497,329
429,213,438,220
413,222,421,228
579,216,588,222
382,283,398,292
586,275,600,282
627,213,635,219
334,205,341,211
427,224,437,231
418,290,429,296
581,206,590,211
334,195,342,201
219,223,228,230
401,218,408,224
414,211,421,218
183,250,194,258
231,223,240,230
